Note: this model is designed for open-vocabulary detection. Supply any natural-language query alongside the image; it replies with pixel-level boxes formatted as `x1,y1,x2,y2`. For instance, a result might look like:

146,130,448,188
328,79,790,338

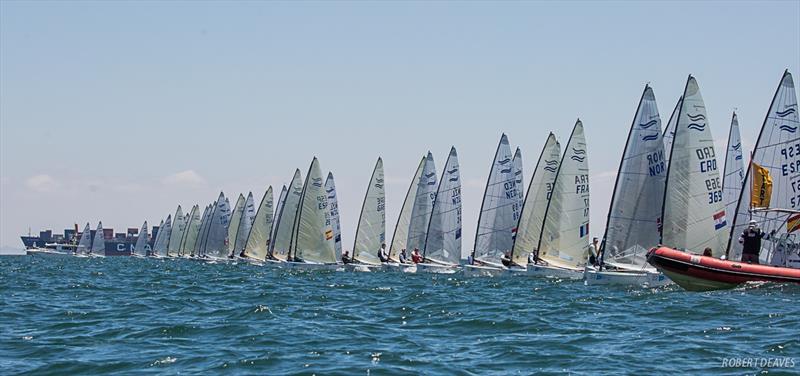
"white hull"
27,248,72,256
584,266,672,287
415,263,460,274
463,264,505,277
345,263,383,272
382,262,418,273
283,261,342,271
526,263,583,280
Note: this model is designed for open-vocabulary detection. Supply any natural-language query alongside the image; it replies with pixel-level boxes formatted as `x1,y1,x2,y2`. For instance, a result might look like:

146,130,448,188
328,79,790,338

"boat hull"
647,247,800,291
283,261,341,271
584,266,671,287
345,263,383,272
415,263,460,274
526,263,583,280
382,262,417,273
463,264,506,277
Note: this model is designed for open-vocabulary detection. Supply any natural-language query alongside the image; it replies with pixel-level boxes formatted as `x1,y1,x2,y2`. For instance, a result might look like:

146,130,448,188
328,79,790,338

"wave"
779,124,798,133
776,107,796,117
498,158,512,165
499,168,513,174
545,160,558,166
639,119,658,129
687,113,706,121
543,166,557,172
641,134,659,141
732,142,741,150
447,168,458,174
572,148,586,155
570,155,586,162
687,123,706,131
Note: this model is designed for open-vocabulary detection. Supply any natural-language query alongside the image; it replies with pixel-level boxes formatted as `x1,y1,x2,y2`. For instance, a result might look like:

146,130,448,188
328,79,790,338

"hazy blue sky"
1,1,798,254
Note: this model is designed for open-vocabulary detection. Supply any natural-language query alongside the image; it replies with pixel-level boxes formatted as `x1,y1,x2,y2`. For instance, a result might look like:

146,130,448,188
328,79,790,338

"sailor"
528,251,536,264
411,248,423,264
587,238,601,266
377,243,389,263
703,247,713,257
341,250,352,264
738,220,769,264
500,251,512,267
398,248,408,264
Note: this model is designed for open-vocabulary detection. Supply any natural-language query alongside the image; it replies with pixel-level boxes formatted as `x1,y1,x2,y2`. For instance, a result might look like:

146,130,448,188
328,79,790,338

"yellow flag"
750,162,772,208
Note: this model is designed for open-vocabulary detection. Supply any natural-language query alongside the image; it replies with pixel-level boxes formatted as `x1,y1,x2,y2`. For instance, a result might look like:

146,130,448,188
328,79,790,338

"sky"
1,1,799,255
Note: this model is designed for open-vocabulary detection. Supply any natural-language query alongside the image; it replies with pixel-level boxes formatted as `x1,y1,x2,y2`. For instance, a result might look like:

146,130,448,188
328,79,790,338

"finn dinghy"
90,221,106,258
585,85,670,286
241,186,274,265
418,147,462,274
528,120,590,280
285,158,340,270
465,134,521,277
384,155,427,272
132,221,149,258
270,171,303,264
75,222,92,257
649,71,800,290
325,173,343,261
347,158,387,272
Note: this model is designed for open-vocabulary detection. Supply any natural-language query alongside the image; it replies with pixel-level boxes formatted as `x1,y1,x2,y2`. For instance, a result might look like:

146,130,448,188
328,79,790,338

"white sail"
423,147,462,265
325,173,343,259
269,185,288,256
722,112,745,243
243,186,274,261
512,147,525,223
271,171,303,260
662,76,727,257
226,194,246,257
152,219,164,255
727,70,800,266
194,205,211,256
407,152,437,254
167,205,185,257
511,134,561,266
234,192,256,255
290,158,337,264
601,85,666,268
76,222,92,255
353,158,386,264
91,221,105,256
389,156,425,261
133,221,149,257
180,205,201,256
154,215,172,257
204,193,231,259
663,96,683,164
473,134,518,264
538,120,590,269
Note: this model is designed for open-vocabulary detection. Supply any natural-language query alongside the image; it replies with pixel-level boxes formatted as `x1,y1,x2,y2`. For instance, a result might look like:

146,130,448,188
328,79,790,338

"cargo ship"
21,225,161,256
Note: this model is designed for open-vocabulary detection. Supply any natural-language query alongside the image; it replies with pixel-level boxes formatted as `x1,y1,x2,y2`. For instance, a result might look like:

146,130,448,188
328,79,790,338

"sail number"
377,197,385,212
504,181,519,200
781,143,800,176
696,146,718,172
647,150,666,176
706,177,722,204
575,174,589,194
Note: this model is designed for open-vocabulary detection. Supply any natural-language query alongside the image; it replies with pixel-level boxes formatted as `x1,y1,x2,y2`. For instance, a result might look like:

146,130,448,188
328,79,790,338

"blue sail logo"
776,106,796,117
779,124,798,133
639,119,658,129
641,133,659,141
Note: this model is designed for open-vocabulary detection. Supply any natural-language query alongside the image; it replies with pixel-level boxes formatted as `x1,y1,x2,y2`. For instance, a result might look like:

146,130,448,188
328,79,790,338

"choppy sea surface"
1,254,798,375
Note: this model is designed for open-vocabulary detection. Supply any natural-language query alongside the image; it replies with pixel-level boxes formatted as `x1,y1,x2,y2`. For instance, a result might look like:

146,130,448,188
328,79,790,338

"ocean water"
1,255,798,375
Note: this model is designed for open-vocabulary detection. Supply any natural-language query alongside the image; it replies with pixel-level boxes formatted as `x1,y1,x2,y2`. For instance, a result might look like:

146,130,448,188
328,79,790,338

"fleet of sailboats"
44,70,799,290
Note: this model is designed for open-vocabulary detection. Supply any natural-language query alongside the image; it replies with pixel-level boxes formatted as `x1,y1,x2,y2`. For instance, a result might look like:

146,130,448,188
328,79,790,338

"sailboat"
662,96,683,164
405,152,438,272
465,134,520,276
75,222,92,257
90,221,106,258
179,205,202,257
419,147,462,273
722,112,745,244
510,133,561,275
270,171,303,262
285,157,339,270
528,120,590,279
325,173,343,261
132,221,149,258
512,147,525,220
385,155,426,272
193,205,212,258
233,192,256,258
651,71,800,290
225,194,246,259
585,85,670,286
202,193,231,261
153,215,172,258
348,158,387,271
166,205,185,258
242,186,274,263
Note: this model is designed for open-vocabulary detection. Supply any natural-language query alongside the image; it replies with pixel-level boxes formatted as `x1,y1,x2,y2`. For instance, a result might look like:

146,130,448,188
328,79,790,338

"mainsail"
727,70,799,267
512,147,525,222
511,133,561,266
423,147,462,265
167,205,185,257
203,193,231,259
325,173,343,259
663,96,683,164
271,171,303,260
76,222,92,255
243,186,274,261
353,158,386,265
538,120,590,269
152,219,164,255
233,192,256,255
91,221,105,256
195,204,212,257
180,205,202,256
407,152,437,254
154,215,172,257
290,158,337,264
133,221,149,257
722,112,745,240
473,134,518,265
600,85,666,268
269,185,288,256
226,194,246,257
389,156,425,261
661,76,728,257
